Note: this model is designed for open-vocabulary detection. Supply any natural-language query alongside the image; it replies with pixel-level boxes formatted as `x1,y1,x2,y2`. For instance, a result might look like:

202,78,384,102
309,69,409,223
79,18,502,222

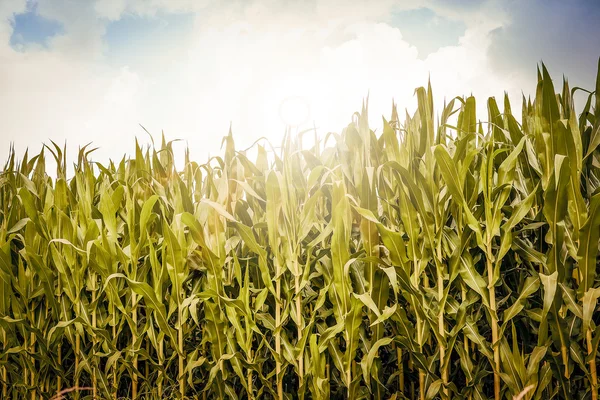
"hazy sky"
1,0,599,167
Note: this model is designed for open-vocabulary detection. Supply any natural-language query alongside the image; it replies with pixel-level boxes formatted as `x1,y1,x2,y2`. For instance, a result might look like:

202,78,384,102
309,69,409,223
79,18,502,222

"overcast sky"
1,0,599,167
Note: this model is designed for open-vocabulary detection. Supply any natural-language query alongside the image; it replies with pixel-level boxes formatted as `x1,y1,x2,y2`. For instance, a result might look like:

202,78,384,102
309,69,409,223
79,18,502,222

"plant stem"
397,346,404,393
29,281,35,400
436,244,448,398
276,263,282,400
113,305,118,400
408,355,415,400
145,340,150,392
349,360,356,399
462,283,471,400
412,257,426,400
201,340,206,400
438,267,447,397
57,339,62,396
76,329,81,399
30,329,35,400
2,330,6,398
158,339,164,397
588,329,598,400
92,281,97,400
487,239,500,400
295,271,303,385
248,347,253,400
57,276,62,397
132,291,138,399
178,305,185,399
248,290,254,400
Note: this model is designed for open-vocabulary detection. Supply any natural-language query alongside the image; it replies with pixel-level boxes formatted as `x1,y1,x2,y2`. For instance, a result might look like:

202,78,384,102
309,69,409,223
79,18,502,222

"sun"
278,95,311,127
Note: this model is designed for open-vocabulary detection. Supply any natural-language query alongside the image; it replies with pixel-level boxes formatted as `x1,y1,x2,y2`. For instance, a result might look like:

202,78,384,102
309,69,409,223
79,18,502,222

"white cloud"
105,66,142,108
0,0,26,52
94,0,128,20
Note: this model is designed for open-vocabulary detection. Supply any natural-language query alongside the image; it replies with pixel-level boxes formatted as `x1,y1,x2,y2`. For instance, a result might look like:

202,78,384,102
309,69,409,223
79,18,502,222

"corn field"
1,61,600,399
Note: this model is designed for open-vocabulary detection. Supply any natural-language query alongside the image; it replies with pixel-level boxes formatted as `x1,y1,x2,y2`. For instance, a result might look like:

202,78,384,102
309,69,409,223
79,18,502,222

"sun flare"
279,95,310,126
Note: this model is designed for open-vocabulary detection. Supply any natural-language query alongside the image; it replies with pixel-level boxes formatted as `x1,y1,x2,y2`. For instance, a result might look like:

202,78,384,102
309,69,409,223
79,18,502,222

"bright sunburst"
279,95,310,126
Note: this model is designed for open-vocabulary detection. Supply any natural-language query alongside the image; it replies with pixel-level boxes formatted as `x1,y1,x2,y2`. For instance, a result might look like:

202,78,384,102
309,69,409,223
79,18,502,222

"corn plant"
0,60,599,399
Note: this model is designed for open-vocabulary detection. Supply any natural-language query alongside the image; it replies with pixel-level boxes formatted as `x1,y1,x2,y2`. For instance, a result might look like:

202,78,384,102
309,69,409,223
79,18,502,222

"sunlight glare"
279,95,310,127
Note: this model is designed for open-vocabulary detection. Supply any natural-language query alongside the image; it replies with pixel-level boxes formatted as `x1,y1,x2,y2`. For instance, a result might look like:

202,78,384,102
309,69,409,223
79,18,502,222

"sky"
1,0,599,168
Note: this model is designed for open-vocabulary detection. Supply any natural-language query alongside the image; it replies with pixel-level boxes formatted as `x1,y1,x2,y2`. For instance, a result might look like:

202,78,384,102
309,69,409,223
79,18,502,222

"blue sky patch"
104,12,195,48
104,12,195,67
389,7,466,59
10,6,64,50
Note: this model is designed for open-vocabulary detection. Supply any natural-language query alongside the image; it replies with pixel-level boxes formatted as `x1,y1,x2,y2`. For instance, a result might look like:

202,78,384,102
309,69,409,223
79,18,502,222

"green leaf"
105,273,176,342
582,287,600,334
577,191,600,293
433,144,483,245
500,276,540,335
361,337,393,388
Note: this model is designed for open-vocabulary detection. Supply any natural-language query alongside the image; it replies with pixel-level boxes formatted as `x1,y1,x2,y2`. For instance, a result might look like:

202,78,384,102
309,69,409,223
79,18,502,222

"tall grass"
0,60,600,399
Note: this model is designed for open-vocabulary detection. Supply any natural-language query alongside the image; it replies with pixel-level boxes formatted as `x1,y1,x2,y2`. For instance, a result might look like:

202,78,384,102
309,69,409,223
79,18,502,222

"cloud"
0,0,596,169
0,0,27,51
